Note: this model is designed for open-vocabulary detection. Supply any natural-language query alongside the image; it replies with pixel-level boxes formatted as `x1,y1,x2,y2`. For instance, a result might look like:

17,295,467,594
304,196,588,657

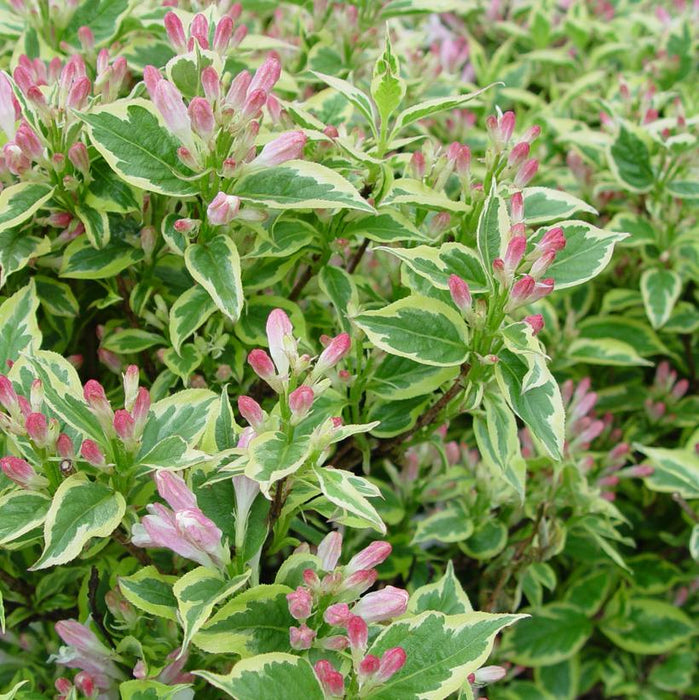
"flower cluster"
283,532,408,696
131,470,228,569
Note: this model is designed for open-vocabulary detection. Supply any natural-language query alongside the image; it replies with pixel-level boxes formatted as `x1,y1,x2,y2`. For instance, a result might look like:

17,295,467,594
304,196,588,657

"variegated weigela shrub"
0,1,697,699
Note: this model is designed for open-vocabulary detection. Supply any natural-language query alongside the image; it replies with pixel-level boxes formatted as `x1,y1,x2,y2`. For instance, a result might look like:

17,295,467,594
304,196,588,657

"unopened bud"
80,439,107,468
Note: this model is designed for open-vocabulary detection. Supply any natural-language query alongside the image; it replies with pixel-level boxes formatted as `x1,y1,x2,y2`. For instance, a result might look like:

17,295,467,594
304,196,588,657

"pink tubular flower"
314,333,351,375
341,569,378,597
537,226,566,254
508,275,536,308
201,66,220,102
514,158,539,188
56,433,74,459
289,623,316,650
143,65,162,98
524,314,545,335
359,654,381,678
352,586,409,623
188,96,215,140
15,121,43,160
67,142,89,176
25,412,48,447
448,275,472,312
375,647,407,682
314,660,345,697
154,471,197,511
0,456,48,489
190,13,209,49
225,70,251,111
289,386,314,419
504,235,527,274
251,131,307,168
113,410,135,443
529,249,556,279
317,530,343,571
508,141,530,167
287,586,313,620
510,191,524,223
80,440,107,469
324,603,351,626
164,11,187,52
238,396,265,430
83,379,113,424
0,375,18,412
153,80,194,150
0,72,19,139
347,615,368,651
345,541,392,574
207,192,240,225
67,76,91,110
73,672,95,697
213,16,234,53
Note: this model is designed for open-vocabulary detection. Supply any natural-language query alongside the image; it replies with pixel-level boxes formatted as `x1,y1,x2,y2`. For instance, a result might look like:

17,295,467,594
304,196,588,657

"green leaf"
87,157,142,214
102,329,165,354
35,276,80,318
577,315,668,357
353,295,469,367
79,99,197,197
412,502,473,544
382,178,468,212
371,28,406,127
233,160,373,212
538,221,628,289
608,123,655,192
409,561,473,615
522,187,597,224
666,180,699,200
634,445,699,499
318,265,358,334
474,392,526,500
31,474,126,570
162,344,203,381
310,72,375,125
495,349,564,460
503,603,592,666
0,182,53,233
462,520,508,560
119,680,194,699
60,236,144,279
641,268,682,329
169,286,217,354
185,235,243,322
62,0,130,46
194,584,294,655
174,568,250,653
477,186,510,275
368,354,457,401
343,209,428,244
245,432,311,497
649,649,696,692
0,226,51,289
562,569,613,616
392,87,490,132
567,337,653,367
118,566,178,621
600,598,695,654
535,658,580,700
0,490,51,545
0,588,4,634
137,435,206,471
75,203,110,248
315,466,386,534
0,280,41,369
195,653,324,700
365,611,524,699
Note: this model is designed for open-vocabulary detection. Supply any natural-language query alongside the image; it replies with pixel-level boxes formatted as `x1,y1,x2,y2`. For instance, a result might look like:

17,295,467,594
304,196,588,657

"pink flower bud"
429,211,452,235
131,387,150,434
201,66,220,103
15,121,43,160
207,191,241,225
164,11,187,52
530,277,554,302
504,235,527,274
509,275,536,306
289,623,316,650
56,433,74,459
241,87,267,119
324,603,351,626
67,76,91,110
113,409,135,442
303,568,321,588
55,678,73,696
188,96,215,140
523,125,541,143
315,333,351,374
249,53,281,94
80,439,106,468
524,314,544,335
236,426,256,449
266,308,294,377
25,412,48,446
213,16,234,53
314,660,344,697
225,70,251,111
232,23,248,48
672,378,689,400
347,614,368,650
77,25,95,52
322,635,349,651
317,530,343,571
508,141,530,167
248,349,277,381
514,159,539,188
598,474,619,487
538,226,566,253
340,569,377,596
190,13,210,49
153,80,193,149
122,365,139,409
0,456,47,489
238,396,265,430
529,249,556,279
448,274,472,312
0,72,19,139
346,541,392,574
627,464,654,477
473,665,506,684
173,217,199,234
55,619,111,656
510,191,524,223
289,386,314,419
409,150,425,179
252,131,307,168
73,672,95,697
0,375,18,412
68,142,89,176
499,111,516,142
375,647,407,682
143,65,162,98
360,654,381,679
352,586,409,623
287,586,313,620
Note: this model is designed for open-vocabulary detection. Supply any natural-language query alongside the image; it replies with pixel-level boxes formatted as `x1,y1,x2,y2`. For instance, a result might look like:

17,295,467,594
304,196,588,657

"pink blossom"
238,395,265,429
524,314,544,335
347,614,368,650
289,386,314,419
25,412,48,446
201,66,220,102
113,410,135,443
315,333,351,374
207,192,241,225
225,70,251,111
314,660,344,697
448,275,472,312
189,14,209,49
317,530,343,571
164,12,187,52
359,654,381,677
80,440,107,468
375,647,407,682
155,471,197,511
324,603,351,626
0,456,48,489
504,235,527,274
345,541,392,574
341,569,378,596
15,121,43,160
251,131,307,168
153,80,194,150
352,586,409,623
249,53,281,94
289,623,316,650
508,141,530,167
287,586,313,620
248,349,276,382
514,158,539,188
188,96,215,140
0,72,19,138
266,309,294,377
213,16,234,53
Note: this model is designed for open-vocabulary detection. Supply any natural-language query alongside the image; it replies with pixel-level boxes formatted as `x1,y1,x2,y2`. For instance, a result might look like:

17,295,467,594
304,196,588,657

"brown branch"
347,237,370,274
673,492,699,524
89,567,115,648
289,255,321,302
113,528,155,568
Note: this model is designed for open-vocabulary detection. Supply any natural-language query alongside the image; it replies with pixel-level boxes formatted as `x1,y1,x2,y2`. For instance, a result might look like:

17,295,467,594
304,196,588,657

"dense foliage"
0,1,696,698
